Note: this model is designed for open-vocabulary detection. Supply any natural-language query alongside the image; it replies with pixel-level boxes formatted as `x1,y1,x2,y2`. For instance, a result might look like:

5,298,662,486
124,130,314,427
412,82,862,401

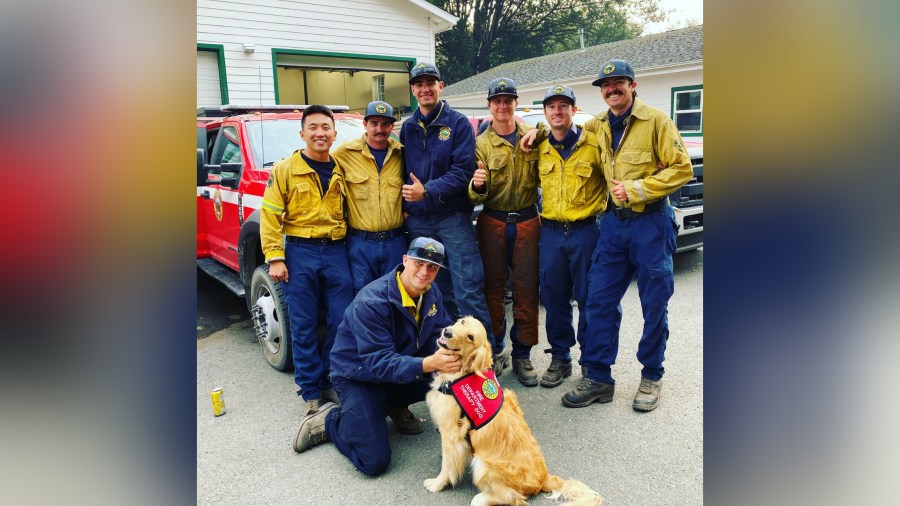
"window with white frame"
373,75,385,102
671,85,703,136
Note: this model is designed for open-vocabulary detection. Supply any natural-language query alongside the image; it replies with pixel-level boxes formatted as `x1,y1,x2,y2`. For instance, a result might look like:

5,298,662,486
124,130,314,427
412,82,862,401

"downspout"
429,16,435,63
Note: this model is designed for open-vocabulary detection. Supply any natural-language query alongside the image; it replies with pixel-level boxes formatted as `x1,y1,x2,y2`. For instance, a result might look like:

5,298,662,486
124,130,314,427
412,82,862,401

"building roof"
443,25,702,96
405,0,459,32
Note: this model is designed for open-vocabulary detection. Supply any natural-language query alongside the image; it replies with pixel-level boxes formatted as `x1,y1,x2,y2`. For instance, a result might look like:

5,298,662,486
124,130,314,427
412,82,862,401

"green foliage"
428,0,666,85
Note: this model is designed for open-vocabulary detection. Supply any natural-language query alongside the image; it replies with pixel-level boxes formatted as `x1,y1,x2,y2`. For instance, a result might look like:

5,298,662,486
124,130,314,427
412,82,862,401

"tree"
428,0,667,84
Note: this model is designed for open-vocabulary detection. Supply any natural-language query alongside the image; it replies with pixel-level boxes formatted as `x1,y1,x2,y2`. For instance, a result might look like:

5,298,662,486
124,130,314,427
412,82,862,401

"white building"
441,25,704,140
197,0,458,115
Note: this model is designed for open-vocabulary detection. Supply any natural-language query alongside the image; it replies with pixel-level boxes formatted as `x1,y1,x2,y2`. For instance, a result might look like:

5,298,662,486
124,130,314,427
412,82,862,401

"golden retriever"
424,316,603,506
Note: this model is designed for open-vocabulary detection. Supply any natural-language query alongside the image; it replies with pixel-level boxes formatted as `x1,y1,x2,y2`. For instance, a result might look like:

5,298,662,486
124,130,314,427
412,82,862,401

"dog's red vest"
439,369,503,429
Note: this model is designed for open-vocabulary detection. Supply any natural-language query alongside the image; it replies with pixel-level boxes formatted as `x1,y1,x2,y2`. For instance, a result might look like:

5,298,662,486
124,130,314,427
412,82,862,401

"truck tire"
249,265,293,371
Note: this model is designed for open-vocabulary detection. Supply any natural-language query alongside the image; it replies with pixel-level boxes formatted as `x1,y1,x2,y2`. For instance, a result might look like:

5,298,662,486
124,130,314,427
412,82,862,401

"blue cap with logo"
406,237,448,269
487,77,518,100
542,84,576,106
364,101,396,122
409,61,442,84
592,59,635,87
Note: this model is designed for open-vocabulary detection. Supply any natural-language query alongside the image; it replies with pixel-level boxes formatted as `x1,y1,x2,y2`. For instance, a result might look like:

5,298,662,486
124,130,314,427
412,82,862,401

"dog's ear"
470,340,492,375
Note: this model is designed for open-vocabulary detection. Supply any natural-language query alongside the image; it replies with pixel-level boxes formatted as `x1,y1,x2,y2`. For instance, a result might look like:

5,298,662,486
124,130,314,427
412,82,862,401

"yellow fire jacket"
260,150,347,262
583,98,693,211
331,134,404,232
536,127,607,222
468,121,540,211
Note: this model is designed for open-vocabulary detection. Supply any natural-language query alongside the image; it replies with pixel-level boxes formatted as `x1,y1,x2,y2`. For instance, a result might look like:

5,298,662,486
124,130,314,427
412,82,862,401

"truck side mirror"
197,149,208,186
219,162,243,189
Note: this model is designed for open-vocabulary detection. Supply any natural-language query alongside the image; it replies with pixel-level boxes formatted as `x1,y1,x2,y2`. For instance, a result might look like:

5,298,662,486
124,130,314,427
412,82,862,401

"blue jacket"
400,100,476,220
329,265,453,384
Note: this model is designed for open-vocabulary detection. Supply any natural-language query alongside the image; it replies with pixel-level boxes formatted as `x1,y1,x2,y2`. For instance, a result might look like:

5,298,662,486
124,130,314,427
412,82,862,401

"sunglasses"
409,247,445,266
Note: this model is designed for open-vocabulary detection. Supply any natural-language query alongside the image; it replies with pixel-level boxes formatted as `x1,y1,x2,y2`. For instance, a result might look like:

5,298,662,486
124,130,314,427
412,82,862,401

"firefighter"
400,62,500,372
293,238,460,477
531,85,607,390
468,77,538,386
563,59,694,412
260,105,353,417
332,101,407,292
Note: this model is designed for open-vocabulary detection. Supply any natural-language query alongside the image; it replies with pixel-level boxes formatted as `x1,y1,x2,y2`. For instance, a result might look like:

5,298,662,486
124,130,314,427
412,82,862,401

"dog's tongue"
437,335,447,345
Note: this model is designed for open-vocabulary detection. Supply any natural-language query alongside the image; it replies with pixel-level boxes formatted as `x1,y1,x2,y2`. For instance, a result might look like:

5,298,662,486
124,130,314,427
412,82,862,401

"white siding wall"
445,68,703,141
197,51,223,108
198,0,441,105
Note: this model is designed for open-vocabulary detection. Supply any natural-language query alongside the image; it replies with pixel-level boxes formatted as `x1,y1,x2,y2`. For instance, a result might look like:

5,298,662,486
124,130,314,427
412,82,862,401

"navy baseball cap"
592,59,635,87
542,84,576,106
364,101,396,122
406,237,448,269
487,77,518,100
409,62,441,84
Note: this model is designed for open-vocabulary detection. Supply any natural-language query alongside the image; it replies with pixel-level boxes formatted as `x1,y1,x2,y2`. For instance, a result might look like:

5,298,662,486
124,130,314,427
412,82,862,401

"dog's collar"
438,381,454,395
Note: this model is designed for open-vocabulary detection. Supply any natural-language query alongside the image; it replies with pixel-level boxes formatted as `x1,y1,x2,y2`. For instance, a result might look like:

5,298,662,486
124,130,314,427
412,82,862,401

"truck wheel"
249,265,293,371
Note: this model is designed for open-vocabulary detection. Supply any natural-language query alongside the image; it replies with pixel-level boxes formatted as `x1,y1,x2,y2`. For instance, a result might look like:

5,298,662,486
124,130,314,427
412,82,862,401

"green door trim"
197,43,229,104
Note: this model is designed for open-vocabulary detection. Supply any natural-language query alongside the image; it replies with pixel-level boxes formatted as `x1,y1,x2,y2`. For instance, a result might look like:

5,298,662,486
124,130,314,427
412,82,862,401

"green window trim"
197,43,229,104
670,84,703,137
270,48,416,108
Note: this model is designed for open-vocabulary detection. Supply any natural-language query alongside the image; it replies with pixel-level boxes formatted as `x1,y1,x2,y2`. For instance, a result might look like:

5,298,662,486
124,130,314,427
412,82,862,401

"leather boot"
511,358,538,387
632,377,662,412
386,404,425,435
492,347,511,377
294,402,337,452
562,377,615,408
540,358,573,387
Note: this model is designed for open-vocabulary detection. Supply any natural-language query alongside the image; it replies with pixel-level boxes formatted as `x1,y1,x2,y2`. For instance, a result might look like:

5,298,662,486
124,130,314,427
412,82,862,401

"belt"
612,197,670,219
285,235,346,245
348,227,405,241
482,205,538,224
541,216,596,233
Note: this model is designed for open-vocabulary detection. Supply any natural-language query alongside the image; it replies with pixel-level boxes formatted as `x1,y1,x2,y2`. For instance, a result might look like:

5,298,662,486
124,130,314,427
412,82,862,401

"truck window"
210,126,243,167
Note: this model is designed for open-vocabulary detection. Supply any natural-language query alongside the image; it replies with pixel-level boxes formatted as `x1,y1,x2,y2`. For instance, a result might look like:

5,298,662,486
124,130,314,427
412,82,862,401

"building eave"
404,0,459,33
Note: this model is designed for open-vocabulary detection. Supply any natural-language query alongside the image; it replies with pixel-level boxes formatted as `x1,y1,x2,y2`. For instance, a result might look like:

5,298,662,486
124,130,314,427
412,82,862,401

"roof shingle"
443,25,703,97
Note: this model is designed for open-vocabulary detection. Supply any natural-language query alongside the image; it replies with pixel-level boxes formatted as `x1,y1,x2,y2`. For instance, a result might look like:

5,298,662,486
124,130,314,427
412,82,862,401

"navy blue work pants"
347,234,408,293
582,207,677,383
538,220,599,362
325,376,431,476
283,241,354,401
404,212,493,347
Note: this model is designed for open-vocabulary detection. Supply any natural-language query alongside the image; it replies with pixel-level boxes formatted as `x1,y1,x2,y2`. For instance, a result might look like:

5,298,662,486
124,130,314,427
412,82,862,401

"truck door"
201,124,244,270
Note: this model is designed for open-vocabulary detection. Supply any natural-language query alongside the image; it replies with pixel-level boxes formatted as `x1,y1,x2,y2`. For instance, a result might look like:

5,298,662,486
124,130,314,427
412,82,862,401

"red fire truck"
197,105,366,370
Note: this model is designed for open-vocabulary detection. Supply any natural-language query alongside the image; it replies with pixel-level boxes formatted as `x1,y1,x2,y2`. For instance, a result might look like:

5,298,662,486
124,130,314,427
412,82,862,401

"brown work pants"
475,212,540,348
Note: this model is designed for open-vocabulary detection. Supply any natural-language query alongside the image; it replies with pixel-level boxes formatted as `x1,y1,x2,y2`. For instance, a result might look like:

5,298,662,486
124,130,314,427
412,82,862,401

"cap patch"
375,103,387,114
553,85,565,94
497,80,507,90
414,62,429,70
603,63,615,75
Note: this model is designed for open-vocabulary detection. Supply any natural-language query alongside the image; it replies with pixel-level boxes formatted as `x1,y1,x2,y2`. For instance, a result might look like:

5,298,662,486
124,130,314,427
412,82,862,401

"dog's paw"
424,477,447,493
469,493,490,506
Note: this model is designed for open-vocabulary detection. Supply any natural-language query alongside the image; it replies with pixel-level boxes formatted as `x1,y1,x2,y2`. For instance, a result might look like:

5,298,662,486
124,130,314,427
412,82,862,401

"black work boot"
562,377,615,408
540,358,573,387
632,377,662,412
386,404,425,435
492,347,511,377
294,402,338,452
511,358,538,387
